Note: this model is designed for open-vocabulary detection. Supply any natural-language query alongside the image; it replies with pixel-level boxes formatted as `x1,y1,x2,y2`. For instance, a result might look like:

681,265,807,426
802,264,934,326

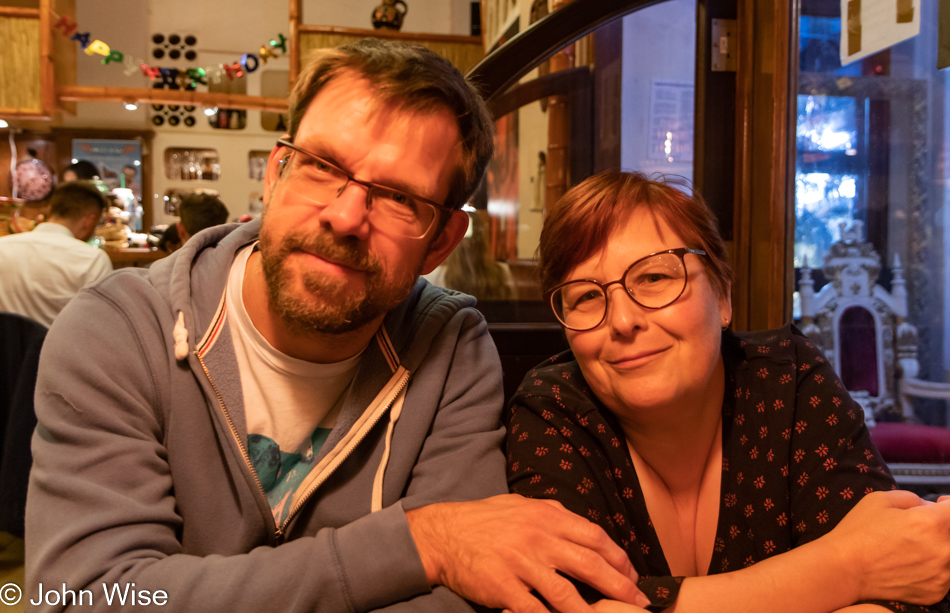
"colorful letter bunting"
52,12,286,90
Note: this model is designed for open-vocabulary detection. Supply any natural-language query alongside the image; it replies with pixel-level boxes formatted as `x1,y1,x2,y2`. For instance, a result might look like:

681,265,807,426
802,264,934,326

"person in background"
424,180,516,300
155,222,181,254
506,170,950,613
60,160,100,183
121,164,141,199
27,40,648,613
156,193,229,253
0,181,111,327
175,192,230,244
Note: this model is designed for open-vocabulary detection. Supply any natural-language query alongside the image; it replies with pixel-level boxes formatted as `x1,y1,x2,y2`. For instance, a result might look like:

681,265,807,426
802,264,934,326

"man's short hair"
178,193,230,236
49,181,109,221
288,38,494,212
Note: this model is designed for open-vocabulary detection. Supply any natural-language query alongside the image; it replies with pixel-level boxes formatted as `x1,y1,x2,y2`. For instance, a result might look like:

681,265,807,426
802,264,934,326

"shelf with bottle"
164,147,220,181
209,109,247,130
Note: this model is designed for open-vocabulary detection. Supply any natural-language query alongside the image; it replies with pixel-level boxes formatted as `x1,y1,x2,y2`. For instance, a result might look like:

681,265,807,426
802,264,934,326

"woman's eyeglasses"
545,248,708,331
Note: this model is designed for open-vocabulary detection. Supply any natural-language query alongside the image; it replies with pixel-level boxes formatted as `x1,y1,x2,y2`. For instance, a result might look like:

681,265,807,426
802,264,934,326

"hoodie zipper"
199,347,411,543
195,352,278,538
275,368,411,541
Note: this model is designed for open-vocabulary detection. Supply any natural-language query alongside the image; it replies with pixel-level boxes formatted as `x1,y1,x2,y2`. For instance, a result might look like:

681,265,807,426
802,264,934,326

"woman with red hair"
506,171,950,612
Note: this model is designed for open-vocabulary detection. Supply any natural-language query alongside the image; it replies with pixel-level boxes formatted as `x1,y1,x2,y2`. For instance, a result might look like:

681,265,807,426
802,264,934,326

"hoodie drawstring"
371,387,406,512
173,311,190,360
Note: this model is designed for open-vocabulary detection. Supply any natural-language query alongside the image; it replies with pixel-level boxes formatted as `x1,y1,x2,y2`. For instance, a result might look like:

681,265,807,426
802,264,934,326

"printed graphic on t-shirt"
248,427,332,524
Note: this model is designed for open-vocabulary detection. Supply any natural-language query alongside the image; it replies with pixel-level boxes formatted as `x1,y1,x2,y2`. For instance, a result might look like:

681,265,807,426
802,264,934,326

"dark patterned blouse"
505,325,949,612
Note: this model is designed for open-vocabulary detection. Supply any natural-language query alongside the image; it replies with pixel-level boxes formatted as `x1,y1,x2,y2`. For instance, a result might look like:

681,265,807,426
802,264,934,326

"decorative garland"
52,14,287,91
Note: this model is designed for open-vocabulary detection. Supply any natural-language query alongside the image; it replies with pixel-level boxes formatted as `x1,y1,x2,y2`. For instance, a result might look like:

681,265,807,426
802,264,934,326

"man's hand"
590,601,650,613
406,494,651,613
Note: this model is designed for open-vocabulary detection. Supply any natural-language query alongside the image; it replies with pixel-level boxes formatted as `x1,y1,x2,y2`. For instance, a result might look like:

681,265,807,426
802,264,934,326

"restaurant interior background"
2,0,950,437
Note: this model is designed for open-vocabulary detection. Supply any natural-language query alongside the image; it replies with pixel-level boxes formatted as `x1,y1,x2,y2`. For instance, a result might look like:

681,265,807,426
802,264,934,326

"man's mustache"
279,231,380,274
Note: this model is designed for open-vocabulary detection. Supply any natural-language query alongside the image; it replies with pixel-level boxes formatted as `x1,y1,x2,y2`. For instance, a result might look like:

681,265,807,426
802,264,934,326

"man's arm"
407,494,650,613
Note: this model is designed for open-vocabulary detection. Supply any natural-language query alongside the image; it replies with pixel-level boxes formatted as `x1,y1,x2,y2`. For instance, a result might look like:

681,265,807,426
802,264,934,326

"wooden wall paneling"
0,7,42,115
297,26,484,76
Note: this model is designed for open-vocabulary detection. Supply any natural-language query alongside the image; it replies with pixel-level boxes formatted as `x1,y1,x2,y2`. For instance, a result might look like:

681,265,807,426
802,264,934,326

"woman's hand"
825,489,950,605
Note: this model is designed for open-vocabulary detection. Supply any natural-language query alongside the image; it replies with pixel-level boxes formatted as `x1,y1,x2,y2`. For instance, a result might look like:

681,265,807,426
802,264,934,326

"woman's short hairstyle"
287,38,494,212
537,170,733,300
62,160,100,181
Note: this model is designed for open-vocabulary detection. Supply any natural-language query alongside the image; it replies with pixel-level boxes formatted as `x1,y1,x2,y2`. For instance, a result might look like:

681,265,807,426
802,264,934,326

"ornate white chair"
796,222,950,492
797,221,918,425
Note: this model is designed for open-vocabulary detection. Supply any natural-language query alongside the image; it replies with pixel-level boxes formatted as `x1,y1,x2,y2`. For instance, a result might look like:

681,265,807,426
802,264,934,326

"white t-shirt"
226,244,361,454
0,223,113,327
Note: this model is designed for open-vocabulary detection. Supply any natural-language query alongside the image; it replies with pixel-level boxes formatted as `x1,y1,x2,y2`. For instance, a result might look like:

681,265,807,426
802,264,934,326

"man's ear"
262,134,292,209
420,209,469,275
79,211,99,239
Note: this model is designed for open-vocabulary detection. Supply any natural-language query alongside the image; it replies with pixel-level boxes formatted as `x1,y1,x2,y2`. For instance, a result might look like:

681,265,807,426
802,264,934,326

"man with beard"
26,39,648,613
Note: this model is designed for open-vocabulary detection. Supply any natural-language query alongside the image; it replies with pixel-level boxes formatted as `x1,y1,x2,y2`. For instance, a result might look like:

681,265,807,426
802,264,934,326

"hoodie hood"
152,218,477,371
147,220,259,360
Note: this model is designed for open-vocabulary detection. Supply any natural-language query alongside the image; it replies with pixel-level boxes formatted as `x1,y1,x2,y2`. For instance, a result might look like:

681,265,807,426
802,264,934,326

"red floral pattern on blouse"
505,325,949,612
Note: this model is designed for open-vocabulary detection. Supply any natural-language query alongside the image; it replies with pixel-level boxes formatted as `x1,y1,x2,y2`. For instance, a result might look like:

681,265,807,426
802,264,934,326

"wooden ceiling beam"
56,85,288,112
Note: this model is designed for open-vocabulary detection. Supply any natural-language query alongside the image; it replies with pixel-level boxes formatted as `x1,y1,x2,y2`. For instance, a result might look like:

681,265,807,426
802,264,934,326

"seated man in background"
175,192,230,244
0,181,111,327
157,193,229,253
26,39,647,613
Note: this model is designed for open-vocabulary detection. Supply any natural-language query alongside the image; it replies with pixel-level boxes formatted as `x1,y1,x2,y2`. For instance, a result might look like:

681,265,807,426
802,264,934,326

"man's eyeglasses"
545,248,708,331
276,139,451,239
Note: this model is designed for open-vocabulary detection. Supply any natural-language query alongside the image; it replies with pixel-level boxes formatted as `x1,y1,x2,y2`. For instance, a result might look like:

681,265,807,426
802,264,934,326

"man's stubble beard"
260,227,422,335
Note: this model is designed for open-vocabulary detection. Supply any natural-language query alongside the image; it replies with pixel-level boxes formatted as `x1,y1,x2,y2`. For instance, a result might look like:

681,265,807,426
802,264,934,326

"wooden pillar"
731,0,795,331
545,0,576,213
289,0,301,89
39,0,55,116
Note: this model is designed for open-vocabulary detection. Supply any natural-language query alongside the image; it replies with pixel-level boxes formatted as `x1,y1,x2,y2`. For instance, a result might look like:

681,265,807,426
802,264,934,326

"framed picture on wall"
71,139,143,202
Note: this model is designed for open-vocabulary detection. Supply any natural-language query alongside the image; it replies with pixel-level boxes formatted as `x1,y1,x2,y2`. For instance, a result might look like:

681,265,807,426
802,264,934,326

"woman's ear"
420,210,469,275
719,282,734,329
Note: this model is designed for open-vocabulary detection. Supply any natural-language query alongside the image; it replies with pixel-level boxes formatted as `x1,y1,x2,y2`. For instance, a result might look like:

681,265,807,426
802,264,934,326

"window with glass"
434,0,700,402
793,0,950,426
446,0,697,309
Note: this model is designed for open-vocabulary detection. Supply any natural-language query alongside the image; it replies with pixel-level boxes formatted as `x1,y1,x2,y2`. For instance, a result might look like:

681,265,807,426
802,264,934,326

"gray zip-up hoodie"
26,220,507,612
